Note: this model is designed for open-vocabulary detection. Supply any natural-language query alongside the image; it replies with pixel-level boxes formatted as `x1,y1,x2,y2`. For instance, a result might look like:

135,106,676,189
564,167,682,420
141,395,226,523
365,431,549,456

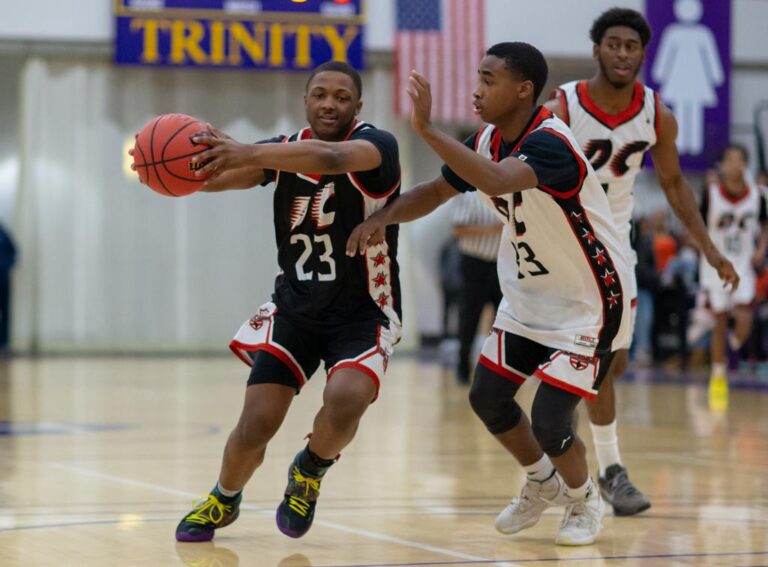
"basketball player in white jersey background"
700,144,768,411
349,42,634,546
545,8,739,516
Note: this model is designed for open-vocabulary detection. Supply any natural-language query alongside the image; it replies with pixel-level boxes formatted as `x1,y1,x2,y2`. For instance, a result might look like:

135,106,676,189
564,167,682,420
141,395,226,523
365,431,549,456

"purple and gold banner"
645,0,730,171
114,0,364,70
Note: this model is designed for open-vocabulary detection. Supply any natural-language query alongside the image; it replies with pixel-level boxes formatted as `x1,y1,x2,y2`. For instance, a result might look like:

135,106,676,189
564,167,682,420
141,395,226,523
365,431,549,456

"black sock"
212,483,241,504
299,445,335,476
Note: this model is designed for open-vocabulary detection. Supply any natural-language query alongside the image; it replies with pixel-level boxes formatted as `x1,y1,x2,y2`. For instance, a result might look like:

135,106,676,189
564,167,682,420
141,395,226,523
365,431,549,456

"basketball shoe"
708,374,729,413
175,486,241,542
556,479,604,546
276,450,332,538
495,471,566,534
598,464,651,516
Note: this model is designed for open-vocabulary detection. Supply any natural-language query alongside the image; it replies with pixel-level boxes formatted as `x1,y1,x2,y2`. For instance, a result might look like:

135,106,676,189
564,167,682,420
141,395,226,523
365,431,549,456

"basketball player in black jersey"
153,62,403,542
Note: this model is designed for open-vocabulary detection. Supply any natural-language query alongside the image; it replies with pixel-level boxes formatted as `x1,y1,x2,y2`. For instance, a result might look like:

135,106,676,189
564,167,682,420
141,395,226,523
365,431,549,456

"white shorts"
704,274,756,313
478,329,614,401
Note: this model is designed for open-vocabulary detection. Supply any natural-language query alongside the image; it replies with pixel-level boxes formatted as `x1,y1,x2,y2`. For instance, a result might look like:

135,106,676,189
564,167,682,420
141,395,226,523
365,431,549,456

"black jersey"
261,121,401,329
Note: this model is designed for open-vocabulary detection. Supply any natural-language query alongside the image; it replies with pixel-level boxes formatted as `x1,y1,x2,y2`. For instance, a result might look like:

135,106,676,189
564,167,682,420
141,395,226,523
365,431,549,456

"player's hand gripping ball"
131,113,211,196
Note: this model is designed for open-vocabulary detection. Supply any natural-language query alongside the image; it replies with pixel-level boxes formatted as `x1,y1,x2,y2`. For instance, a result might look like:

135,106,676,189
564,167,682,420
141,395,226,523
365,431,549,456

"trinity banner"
114,0,364,70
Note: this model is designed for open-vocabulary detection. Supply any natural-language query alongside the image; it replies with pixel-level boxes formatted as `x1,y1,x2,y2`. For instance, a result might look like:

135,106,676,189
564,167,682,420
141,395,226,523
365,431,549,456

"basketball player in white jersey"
348,42,633,546
701,144,768,411
545,7,739,516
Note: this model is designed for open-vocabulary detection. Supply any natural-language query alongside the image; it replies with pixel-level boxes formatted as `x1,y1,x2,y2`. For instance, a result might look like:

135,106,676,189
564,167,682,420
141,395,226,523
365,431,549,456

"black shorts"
477,329,615,400
229,302,400,398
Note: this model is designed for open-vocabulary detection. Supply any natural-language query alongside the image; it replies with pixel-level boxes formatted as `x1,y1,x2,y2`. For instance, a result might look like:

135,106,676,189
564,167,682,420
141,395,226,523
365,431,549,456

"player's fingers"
199,160,221,176
194,152,221,176
192,134,219,146
408,74,425,96
346,227,362,256
369,229,385,246
409,69,427,86
128,147,135,157
206,123,231,140
191,144,223,166
358,227,379,255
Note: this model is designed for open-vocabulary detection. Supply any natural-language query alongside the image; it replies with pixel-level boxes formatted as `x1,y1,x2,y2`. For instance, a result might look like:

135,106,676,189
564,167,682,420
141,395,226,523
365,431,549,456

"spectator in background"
661,231,700,367
0,222,16,353
651,209,678,273
451,191,502,384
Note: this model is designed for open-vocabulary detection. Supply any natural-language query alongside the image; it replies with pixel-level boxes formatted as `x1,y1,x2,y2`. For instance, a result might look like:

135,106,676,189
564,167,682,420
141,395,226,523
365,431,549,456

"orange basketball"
132,114,211,196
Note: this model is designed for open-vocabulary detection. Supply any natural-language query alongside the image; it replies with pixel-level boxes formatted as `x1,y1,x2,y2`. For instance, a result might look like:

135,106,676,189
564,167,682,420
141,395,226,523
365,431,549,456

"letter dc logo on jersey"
290,182,336,230
584,140,650,176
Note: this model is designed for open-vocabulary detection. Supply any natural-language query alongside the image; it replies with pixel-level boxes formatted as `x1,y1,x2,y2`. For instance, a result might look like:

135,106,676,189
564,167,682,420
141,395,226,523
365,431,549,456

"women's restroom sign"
645,0,730,171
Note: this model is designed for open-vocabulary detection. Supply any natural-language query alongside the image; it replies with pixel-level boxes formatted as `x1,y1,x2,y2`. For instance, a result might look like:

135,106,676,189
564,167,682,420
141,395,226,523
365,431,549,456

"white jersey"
470,107,633,356
700,181,766,290
553,80,660,265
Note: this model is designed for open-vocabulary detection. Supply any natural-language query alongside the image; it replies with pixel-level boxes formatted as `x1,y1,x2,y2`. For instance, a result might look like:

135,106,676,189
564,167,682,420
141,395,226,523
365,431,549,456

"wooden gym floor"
0,355,767,566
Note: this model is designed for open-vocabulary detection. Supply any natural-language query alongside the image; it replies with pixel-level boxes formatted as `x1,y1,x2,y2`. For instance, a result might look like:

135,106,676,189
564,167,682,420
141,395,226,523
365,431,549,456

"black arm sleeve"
512,129,583,195
348,127,401,195
440,132,479,193
759,195,767,224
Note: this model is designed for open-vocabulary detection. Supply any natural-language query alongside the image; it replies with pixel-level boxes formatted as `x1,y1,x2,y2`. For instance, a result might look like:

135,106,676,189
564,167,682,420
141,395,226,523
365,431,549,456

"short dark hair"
306,61,362,98
590,7,652,47
722,143,749,162
486,42,548,103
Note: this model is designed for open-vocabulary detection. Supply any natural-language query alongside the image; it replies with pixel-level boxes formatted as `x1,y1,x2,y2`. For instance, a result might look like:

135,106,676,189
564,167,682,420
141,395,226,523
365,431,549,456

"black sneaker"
175,487,241,542
276,452,326,538
598,464,651,516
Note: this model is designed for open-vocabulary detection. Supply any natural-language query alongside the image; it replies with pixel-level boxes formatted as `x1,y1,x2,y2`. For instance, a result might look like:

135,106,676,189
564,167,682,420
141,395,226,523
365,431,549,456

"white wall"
0,58,21,226
0,0,112,42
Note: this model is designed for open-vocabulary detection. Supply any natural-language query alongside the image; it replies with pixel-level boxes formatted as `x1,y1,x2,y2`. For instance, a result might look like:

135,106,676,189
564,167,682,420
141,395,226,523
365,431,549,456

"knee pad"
532,420,575,457
468,364,523,434
531,383,580,457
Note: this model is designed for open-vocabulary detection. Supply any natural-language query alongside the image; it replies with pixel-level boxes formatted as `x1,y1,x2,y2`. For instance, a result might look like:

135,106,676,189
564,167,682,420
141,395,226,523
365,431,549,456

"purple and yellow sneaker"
175,487,241,542
276,453,326,538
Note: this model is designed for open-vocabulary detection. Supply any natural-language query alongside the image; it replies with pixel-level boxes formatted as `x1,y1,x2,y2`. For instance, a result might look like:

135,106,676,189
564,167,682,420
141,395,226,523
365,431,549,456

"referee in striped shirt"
451,191,503,384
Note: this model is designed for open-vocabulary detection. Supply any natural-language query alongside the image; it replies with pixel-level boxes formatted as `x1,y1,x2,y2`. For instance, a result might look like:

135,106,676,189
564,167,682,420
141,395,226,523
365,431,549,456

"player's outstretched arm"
345,175,459,256
191,132,383,178
652,103,740,290
407,70,537,196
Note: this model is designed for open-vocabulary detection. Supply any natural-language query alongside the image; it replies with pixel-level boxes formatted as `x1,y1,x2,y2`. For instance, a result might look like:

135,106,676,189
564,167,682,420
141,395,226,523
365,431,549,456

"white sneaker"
556,482,605,546
495,472,565,534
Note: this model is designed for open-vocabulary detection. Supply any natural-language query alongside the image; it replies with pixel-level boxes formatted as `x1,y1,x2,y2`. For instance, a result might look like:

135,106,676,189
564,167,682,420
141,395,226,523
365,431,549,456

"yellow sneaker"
708,375,729,413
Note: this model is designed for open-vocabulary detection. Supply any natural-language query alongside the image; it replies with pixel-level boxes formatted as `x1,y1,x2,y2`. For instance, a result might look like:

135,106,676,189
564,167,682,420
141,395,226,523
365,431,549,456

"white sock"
711,363,726,378
216,482,240,498
524,454,555,482
564,476,593,500
590,420,622,477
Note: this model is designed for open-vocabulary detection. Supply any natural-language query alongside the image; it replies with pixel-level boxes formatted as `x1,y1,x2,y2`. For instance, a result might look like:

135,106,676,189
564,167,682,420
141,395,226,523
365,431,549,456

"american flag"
395,0,486,124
